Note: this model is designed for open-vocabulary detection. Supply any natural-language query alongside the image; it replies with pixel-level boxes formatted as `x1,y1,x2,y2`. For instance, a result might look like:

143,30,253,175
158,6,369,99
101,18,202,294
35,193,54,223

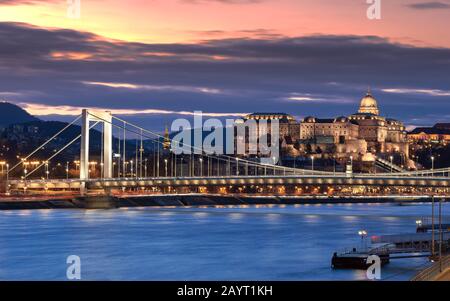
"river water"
0,202,447,280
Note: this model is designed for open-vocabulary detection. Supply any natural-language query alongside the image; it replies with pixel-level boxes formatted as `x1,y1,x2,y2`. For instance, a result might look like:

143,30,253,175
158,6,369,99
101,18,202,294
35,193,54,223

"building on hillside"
240,89,409,163
408,123,450,142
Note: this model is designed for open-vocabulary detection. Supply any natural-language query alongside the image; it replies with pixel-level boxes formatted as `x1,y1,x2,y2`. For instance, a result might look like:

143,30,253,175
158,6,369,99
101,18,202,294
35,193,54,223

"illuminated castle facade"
244,90,409,161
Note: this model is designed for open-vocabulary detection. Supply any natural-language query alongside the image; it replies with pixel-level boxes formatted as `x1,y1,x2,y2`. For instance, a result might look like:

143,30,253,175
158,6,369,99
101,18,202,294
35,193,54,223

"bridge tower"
80,109,113,193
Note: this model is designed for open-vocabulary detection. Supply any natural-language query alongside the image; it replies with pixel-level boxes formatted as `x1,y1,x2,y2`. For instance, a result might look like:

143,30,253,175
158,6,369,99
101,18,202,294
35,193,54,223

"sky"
0,0,450,132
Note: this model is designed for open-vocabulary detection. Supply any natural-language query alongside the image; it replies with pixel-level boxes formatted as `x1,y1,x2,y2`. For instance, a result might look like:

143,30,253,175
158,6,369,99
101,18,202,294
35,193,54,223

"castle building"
242,89,409,161
299,90,408,159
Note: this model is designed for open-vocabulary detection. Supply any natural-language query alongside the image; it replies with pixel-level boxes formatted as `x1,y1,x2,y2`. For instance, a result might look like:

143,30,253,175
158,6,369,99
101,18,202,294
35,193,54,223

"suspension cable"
89,112,333,175
24,122,100,179
8,114,81,174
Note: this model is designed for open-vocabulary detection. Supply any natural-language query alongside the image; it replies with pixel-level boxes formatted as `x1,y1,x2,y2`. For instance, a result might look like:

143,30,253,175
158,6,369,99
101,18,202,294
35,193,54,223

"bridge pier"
80,109,113,194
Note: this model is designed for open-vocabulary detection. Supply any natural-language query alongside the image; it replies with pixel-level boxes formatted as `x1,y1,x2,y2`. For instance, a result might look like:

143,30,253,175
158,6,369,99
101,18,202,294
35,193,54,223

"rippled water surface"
0,202,447,280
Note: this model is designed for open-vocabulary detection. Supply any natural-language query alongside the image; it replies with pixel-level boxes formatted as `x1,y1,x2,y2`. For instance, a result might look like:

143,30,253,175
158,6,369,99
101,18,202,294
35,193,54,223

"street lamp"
350,156,353,172
180,157,184,177
235,157,239,176
272,156,277,174
358,230,368,250
144,158,148,178
389,155,394,173
431,156,435,172
130,160,134,177
164,159,168,177
199,158,203,177
45,161,49,180
311,156,314,172
66,161,69,180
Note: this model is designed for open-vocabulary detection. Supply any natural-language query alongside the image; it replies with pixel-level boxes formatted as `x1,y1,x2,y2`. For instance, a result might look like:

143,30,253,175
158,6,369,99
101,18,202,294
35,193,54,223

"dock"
332,231,449,270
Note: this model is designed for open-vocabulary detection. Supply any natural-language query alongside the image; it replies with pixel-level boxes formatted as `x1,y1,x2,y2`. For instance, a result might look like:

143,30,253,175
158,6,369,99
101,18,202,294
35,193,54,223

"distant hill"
0,102,40,127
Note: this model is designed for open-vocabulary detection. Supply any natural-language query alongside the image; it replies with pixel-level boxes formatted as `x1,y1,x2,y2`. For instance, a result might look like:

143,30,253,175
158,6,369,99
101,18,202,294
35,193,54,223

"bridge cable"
24,121,100,179
8,114,81,175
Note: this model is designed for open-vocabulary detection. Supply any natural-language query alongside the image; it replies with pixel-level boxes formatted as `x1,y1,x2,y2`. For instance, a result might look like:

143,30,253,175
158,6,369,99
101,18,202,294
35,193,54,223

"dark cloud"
0,22,450,131
407,1,450,9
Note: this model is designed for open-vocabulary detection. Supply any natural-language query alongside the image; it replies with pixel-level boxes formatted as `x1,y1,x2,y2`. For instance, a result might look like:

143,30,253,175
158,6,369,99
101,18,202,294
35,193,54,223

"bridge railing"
411,254,450,281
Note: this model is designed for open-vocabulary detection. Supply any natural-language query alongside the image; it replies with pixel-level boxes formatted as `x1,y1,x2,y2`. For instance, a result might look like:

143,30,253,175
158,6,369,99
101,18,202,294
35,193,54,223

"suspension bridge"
3,109,450,198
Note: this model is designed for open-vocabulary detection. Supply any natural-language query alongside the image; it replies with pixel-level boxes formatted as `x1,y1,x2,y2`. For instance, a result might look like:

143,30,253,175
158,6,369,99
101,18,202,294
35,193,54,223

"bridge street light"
45,161,49,180
164,159,168,177
272,156,276,175
174,154,176,178
130,160,134,177
311,156,314,172
235,157,239,176
199,158,203,177
431,156,435,172
144,158,148,178
66,162,69,180
208,157,210,177
217,157,220,177
389,156,394,173
180,157,184,177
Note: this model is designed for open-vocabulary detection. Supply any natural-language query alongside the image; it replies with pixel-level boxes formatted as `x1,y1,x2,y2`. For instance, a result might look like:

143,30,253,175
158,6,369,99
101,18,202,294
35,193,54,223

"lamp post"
174,154,177,177
130,160,134,177
208,157,210,177
144,158,148,178
199,158,203,177
45,161,49,180
235,157,239,176
358,230,368,250
22,161,28,178
180,157,184,177
389,155,394,173
311,156,314,172
164,159,168,177
350,156,353,172
272,156,276,175
66,162,69,180
431,156,435,172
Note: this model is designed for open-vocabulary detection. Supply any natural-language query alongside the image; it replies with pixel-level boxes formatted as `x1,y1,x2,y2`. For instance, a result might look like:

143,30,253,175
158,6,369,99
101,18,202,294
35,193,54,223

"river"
0,202,447,280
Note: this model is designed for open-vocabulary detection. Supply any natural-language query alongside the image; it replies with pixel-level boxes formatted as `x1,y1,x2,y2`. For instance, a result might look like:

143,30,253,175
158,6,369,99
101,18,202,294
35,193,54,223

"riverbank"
0,194,446,210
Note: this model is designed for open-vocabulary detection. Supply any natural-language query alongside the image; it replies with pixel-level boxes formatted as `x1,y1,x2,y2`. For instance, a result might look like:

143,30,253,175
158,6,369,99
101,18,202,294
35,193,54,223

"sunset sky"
1,0,450,131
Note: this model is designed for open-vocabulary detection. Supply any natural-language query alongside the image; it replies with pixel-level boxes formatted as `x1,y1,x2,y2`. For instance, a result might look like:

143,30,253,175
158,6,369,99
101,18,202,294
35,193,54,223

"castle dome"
358,88,379,116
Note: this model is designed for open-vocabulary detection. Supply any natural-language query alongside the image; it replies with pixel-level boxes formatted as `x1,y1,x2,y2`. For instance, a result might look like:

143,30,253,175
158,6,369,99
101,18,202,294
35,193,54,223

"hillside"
0,102,40,127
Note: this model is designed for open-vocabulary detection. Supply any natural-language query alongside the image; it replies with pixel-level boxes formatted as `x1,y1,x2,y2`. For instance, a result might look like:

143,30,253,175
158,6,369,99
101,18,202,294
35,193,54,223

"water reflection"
0,202,447,281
